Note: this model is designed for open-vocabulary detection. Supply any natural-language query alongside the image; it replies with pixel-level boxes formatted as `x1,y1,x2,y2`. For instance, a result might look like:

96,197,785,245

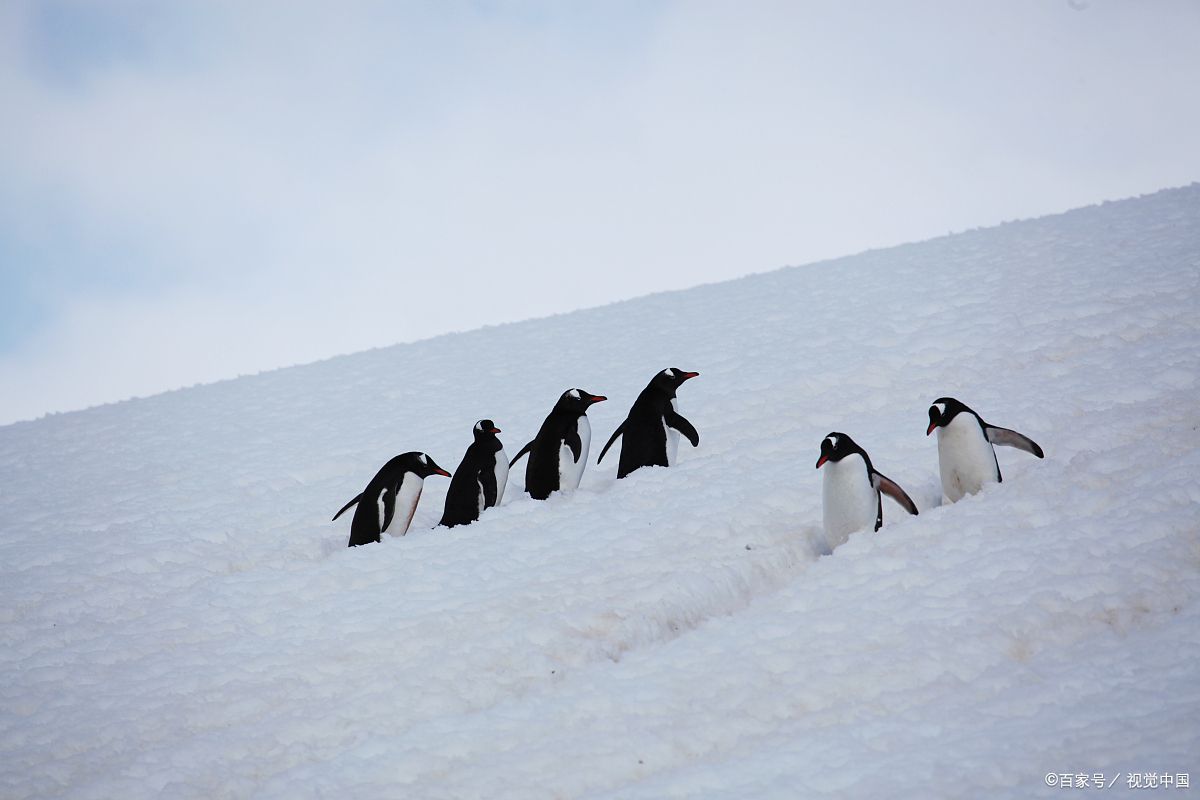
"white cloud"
1,0,1199,425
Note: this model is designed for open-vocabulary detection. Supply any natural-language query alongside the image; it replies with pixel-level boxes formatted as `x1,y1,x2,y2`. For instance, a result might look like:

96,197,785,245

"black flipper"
380,486,396,533
985,426,1044,458
480,461,498,509
332,493,362,521
873,472,919,516
509,441,534,468
664,409,700,447
565,425,582,463
597,421,626,464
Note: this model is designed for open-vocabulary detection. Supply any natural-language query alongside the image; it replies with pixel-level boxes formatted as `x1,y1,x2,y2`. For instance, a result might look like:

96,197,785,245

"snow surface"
2,185,1198,798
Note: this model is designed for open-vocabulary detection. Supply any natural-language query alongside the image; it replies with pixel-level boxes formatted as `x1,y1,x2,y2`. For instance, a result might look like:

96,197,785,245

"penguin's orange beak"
683,372,699,379
436,468,451,477
815,454,829,469
490,428,501,434
592,396,607,403
926,421,937,436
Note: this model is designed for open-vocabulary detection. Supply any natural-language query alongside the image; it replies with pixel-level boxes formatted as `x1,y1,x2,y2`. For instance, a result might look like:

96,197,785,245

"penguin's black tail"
332,493,363,521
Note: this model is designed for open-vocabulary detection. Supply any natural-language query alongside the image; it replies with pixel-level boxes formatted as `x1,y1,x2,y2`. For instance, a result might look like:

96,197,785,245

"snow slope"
1,185,1198,799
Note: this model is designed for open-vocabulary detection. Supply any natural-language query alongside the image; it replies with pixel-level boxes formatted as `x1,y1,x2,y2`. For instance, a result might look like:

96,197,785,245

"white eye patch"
418,454,428,465
568,389,580,399
474,421,483,432
933,403,946,417
826,435,838,448
664,368,675,377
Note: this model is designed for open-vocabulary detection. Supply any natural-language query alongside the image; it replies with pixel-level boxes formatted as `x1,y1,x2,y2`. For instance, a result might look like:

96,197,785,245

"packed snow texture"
2,186,1198,798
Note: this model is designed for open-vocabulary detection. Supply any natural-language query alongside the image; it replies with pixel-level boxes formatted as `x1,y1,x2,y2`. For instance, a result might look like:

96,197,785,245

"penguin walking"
439,420,509,528
926,397,1044,503
597,368,700,478
334,452,451,547
816,432,918,550
510,389,606,500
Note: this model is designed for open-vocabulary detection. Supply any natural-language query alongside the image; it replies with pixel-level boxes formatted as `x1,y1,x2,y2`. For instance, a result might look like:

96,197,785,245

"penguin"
333,452,451,547
597,368,700,478
816,432,918,550
439,420,509,528
926,397,1044,503
510,389,606,500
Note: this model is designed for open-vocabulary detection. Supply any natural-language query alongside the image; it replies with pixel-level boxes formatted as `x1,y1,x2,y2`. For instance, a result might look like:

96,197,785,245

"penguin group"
332,370,1043,553
334,368,701,547
815,397,1043,550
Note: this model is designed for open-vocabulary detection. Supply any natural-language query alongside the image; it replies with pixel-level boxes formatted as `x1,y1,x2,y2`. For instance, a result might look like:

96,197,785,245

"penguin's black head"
556,388,606,415
652,367,699,395
815,432,866,469
399,451,452,479
473,419,501,440
927,397,972,435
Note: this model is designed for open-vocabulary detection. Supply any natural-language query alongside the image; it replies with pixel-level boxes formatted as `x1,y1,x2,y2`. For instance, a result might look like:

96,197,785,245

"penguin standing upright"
333,452,451,547
597,368,700,478
510,389,606,500
816,432,918,550
439,420,509,528
926,397,1044,503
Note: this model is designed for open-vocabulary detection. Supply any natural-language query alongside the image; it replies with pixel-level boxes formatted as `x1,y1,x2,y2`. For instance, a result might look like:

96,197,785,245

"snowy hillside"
2,185,1198,799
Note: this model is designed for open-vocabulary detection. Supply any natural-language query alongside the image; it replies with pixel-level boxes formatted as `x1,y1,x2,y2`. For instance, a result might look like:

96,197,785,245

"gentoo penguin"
510,389,606,500
597,368,700,478
439,420,509,528
333,452,451,547
926,397,1044,503
816,432,918,550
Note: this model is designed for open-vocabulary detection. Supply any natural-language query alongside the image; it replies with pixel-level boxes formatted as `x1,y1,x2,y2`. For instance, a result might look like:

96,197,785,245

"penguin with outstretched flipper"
598,368,700,478
926,397,1044,503
816,432,918,550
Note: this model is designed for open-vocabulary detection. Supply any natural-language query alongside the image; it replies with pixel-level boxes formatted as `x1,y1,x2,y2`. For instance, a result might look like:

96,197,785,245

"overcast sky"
1,1,1198,426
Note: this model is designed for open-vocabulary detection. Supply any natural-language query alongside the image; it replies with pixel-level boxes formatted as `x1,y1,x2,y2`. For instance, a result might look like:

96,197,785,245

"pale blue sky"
2,0,1199,425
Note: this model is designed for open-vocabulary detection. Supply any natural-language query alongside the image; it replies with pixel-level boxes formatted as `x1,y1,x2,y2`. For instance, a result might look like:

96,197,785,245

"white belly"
493,447,509,507
936,414,1000,503
665,398,680,466
558,416,591,491
387,472,424,537
822,456,877,550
